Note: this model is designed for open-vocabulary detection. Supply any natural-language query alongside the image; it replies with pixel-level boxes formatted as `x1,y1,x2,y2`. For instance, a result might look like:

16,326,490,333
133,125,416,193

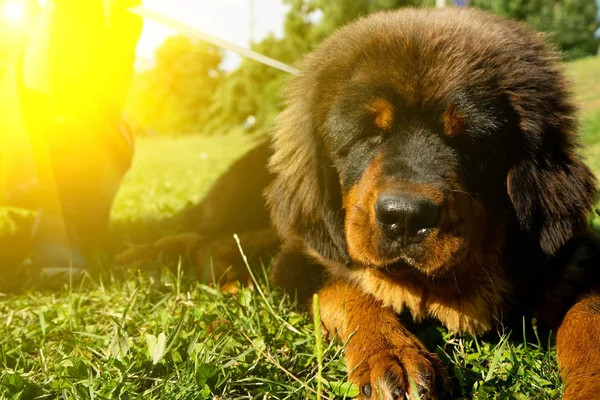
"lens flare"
3,1,26,21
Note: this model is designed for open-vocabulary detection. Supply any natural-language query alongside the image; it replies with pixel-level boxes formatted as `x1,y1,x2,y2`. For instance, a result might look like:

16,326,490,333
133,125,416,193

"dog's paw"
347,340,451,399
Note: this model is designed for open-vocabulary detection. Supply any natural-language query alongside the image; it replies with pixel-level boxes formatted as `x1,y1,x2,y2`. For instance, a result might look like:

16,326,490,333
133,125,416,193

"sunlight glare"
3,1,26,21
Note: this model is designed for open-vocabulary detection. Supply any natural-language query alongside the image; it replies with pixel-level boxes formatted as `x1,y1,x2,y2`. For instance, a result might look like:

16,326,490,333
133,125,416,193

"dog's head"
267,8,596,278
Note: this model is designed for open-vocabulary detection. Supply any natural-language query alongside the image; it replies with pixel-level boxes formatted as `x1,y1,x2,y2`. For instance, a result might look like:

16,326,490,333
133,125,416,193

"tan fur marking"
344,155,384,266
324,250,510,335
369,98,395,130
442,104,465,137
318,282,450,397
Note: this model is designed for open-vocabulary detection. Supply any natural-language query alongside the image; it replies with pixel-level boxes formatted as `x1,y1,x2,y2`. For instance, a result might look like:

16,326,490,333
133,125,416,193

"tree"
471,0,600,59
202,35,290,135
125,35,223,134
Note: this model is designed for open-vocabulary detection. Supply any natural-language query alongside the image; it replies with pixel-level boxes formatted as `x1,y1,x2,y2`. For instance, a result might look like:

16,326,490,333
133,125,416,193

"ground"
0,56,599,399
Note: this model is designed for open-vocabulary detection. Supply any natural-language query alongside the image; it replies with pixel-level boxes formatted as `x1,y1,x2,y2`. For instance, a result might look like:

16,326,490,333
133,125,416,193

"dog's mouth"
374,243,470,279
347,217,471,277
377,259,433,281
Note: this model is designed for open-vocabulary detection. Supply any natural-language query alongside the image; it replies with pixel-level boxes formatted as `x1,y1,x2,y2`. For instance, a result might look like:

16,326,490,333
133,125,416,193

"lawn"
569,56,600,173
0,57,599,399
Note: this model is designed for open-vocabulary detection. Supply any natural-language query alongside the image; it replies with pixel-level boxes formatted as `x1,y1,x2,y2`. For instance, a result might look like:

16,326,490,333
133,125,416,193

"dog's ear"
507,95,597,256
266,90,348,263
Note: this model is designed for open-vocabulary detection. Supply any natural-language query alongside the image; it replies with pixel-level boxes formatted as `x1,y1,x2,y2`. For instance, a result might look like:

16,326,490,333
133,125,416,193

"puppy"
266,8,600,399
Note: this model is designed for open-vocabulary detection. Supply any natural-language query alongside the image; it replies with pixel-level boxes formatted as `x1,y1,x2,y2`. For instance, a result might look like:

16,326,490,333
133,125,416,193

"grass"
0,57,599,399
110,133,259,244
570,57,600,173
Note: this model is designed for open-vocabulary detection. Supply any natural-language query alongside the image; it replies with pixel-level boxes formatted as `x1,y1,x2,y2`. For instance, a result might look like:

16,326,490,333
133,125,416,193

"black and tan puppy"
266,8,600,399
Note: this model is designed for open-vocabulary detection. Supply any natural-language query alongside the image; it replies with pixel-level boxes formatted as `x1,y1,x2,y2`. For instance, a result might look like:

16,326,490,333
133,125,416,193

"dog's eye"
337,123,383,157
365,132,384,146
353,123,385,146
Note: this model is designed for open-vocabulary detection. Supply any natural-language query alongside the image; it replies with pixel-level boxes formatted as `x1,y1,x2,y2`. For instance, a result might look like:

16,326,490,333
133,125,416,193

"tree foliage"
125,36,222,135
202,35,291,135
471,0,599,60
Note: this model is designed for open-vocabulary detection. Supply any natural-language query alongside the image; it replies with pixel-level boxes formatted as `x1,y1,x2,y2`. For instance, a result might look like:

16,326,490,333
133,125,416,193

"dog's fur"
265,8,600,399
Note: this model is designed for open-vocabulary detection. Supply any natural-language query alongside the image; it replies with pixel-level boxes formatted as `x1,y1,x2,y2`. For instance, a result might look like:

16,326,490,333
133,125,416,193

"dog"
265,8,600,399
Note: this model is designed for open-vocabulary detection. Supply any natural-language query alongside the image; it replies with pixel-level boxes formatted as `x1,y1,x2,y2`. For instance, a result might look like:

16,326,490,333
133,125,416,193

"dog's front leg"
317,282,451,399
557,295,600,400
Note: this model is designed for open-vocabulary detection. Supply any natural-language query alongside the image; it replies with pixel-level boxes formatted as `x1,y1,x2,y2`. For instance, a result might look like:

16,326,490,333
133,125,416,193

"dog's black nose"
375,194,439,242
